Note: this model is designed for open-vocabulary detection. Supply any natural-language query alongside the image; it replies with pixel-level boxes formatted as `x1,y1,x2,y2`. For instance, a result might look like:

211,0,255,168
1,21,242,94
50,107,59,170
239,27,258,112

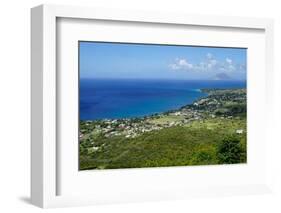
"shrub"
225,104,246,116
217,135,242,164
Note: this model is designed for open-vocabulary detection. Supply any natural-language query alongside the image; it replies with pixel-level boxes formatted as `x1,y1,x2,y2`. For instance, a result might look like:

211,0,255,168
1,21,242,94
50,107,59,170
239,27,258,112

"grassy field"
80,117,246,170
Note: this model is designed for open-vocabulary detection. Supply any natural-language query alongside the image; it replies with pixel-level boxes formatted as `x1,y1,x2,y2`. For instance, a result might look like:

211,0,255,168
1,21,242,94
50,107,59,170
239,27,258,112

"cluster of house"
81,108,206,139
88,118,173,139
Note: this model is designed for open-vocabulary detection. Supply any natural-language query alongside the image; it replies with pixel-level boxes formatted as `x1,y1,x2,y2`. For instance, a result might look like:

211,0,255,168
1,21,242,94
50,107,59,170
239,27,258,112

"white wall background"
0,0,280,212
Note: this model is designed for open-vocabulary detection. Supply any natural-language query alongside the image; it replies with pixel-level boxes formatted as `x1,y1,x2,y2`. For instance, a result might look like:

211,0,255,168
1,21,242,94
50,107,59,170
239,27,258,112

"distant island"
213,73,232,80
79,88,247,170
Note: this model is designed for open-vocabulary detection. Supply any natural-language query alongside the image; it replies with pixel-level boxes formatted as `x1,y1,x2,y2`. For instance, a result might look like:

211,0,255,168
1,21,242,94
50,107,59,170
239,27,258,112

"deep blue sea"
80,79,246,120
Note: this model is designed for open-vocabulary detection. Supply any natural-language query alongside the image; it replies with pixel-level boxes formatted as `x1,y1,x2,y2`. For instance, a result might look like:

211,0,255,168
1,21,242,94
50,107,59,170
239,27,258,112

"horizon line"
80,77,246,81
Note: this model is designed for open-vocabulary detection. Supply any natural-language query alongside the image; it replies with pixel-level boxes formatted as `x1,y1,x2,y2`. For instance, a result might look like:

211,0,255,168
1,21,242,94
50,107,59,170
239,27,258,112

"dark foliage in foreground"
217,135,245,164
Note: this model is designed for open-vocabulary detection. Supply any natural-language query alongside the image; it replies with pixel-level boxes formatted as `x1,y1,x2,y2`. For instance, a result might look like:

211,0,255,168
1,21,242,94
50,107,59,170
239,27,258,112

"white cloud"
178,59,187,66
169,58,193,70
207,59,217,69
169,54,245,74
226,58,232,64
169,64,180,70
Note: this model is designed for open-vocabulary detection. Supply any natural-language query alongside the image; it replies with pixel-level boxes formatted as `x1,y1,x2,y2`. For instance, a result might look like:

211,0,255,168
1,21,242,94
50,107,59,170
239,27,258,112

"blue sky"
79,41,247,80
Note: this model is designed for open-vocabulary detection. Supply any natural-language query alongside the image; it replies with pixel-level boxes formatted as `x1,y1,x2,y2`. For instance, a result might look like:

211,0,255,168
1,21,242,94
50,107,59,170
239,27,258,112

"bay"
80,79,246,120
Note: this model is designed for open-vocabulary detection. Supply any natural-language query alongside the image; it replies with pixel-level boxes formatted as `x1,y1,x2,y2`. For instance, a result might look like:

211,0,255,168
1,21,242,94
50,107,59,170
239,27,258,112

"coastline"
80,88,246,139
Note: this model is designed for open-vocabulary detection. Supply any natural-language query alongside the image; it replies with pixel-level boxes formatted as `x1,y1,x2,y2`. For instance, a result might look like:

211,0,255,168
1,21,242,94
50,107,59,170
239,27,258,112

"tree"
217,135,242,164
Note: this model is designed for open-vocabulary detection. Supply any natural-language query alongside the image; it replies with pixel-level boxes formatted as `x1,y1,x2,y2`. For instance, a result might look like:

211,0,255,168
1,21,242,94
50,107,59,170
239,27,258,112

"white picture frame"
31,4,274,208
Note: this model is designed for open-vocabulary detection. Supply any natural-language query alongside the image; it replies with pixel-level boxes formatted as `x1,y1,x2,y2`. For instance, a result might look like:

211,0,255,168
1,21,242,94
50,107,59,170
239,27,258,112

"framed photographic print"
31,4,274,208
78,42,247,170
